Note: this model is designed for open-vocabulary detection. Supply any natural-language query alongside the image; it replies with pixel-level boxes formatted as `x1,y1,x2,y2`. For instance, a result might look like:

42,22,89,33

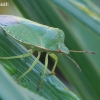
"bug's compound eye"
57,45,62,53
58,49,62,53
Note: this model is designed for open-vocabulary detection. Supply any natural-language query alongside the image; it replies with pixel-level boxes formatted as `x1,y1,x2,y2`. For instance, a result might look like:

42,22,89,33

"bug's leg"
49,53,58,75
37,53,49,90
17,51,41,81
0,49,33,60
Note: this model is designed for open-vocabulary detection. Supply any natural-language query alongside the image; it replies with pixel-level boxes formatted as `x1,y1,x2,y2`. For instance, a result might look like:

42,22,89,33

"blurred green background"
0,0,100,100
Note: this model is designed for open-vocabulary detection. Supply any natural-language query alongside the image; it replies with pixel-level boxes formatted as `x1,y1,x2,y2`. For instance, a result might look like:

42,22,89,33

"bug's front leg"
49,53,58,75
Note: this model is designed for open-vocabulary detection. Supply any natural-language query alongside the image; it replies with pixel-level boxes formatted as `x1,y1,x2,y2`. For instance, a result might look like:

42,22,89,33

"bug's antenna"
65,54,81,71
69,50,97,54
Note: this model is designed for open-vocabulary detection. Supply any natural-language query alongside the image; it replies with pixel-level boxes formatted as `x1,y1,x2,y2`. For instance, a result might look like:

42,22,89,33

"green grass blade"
0,64,29,100
0,64,47,100
51,0,100,35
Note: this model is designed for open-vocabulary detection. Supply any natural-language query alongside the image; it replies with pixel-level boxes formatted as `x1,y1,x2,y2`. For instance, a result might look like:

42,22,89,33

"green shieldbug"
0,15,96,89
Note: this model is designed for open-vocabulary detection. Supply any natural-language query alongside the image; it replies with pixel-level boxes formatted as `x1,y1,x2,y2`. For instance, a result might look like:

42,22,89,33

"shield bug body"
0,15,96,89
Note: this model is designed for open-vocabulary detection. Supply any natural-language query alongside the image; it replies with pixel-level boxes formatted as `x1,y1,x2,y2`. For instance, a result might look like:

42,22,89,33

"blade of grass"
51,0,100,35
0,64,47,100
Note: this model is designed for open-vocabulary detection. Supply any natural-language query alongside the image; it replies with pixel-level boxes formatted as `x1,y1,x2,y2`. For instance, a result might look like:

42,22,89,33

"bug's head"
57,43,69,54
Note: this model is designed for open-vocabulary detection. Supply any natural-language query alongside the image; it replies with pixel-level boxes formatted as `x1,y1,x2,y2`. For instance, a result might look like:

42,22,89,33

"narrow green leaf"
0,64,47,100
51,0,100,35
